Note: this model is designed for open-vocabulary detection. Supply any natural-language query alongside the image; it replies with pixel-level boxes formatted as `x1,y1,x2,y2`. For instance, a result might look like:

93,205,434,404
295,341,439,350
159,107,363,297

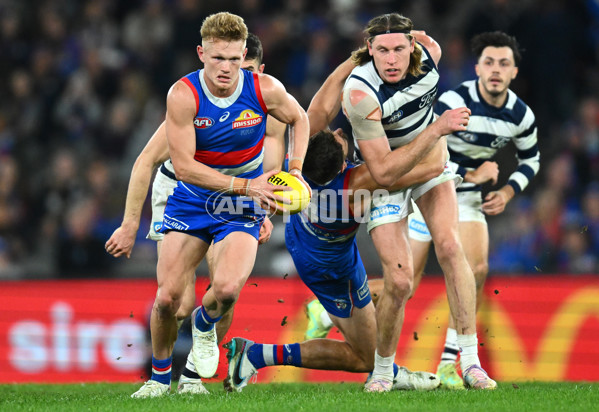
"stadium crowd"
1,0,598,278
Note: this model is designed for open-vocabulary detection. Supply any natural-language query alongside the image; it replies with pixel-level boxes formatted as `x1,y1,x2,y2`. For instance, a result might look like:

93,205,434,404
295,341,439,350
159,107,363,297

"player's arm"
349,138,446,193
105,121,170,258
307,58,355,135
343,88,470,187
464,161,499,185
483,109,539,215
411,30,441,66
262,114,287,172
258,74,310,184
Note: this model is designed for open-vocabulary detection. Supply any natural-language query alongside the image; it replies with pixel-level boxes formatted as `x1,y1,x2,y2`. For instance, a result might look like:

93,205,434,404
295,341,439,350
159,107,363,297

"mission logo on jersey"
232,109,263,129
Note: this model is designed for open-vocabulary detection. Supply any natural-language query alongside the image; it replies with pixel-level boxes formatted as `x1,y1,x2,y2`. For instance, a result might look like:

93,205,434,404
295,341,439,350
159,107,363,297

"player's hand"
247,169,291,213
465,161,499,185
105,225,137,258
482,186,514,215
288,168,312,199
258,216,273,244
435,107,471,136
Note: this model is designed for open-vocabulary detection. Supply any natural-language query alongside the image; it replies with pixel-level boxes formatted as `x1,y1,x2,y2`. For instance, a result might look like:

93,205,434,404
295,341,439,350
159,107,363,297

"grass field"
1,381,598,412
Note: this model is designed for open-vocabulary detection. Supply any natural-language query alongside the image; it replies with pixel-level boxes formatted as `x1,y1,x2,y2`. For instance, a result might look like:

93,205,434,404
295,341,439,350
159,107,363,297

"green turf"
1,382,598,412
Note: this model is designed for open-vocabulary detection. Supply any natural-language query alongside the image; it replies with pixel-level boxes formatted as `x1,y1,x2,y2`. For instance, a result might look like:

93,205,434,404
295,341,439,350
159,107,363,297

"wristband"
288,157,303,172
232,178,249,195
228,176,236,194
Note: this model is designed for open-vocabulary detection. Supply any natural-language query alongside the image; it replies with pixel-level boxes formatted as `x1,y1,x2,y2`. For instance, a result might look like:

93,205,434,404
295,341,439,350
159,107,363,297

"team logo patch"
334,299,348,310
232,109,263,129
153,222,163,232
194,117,214,129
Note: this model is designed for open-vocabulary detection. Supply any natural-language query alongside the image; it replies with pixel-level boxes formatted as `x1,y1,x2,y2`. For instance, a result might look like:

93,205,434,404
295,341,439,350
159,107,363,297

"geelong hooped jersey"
435,80,539,194
286,163,360,265
178,68,268,198
345,43,439,150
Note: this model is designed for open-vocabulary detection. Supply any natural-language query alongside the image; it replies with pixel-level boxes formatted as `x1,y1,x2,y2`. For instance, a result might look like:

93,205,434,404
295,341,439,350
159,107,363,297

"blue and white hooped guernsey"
435,80,539,195
345,42,440,152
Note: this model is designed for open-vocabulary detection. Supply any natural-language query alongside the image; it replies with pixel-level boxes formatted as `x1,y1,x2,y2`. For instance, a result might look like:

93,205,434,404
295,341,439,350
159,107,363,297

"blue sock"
194,306,222,332
151,355,172,385
247,343,302,369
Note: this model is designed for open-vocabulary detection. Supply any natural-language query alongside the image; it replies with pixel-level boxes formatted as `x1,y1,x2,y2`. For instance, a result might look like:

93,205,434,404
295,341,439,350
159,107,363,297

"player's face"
197,38,247,95
475,46,518,100
241,58,265,74
368,33,414,84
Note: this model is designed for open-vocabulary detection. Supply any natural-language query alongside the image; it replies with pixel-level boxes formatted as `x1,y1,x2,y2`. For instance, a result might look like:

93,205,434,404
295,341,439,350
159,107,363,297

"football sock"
372,350,395,380
320,310,333,329
195,306,222,332
180,351,200,379
247,343,302,369
457,333,480,371
440,328,459,364
151,355,172,385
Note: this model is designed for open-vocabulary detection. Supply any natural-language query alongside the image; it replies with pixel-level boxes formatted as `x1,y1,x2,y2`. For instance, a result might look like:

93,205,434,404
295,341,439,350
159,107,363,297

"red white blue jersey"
178,68,267,198
286,162,360,266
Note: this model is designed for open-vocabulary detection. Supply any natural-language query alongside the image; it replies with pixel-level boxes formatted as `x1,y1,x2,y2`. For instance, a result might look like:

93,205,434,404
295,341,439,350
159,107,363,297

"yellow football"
267,171,311,215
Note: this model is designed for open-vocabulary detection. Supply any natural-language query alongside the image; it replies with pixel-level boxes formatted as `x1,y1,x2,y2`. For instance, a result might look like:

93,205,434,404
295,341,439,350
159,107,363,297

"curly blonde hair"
200,12,248,43
351,13,423,78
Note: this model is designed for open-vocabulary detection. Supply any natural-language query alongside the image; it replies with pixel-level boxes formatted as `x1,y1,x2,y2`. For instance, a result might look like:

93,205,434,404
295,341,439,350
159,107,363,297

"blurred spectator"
0,0,596,277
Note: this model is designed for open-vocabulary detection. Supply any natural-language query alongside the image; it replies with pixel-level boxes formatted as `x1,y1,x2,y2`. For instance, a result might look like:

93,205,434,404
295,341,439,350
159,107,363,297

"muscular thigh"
415,180,459,241
458,221,488,268
157,230,209,291
210,231,259,288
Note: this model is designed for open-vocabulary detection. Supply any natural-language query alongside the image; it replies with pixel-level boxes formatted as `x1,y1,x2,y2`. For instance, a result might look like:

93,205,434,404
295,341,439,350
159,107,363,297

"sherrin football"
267,171,311,215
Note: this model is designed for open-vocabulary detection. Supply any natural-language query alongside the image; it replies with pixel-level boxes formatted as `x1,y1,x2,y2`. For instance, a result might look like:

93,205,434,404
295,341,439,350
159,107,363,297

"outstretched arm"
105,121,169,258
411,30,441,66
307,58,355,135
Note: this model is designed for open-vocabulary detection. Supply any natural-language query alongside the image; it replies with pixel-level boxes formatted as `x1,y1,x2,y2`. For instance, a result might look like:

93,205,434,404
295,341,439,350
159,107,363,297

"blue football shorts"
160,182,264,244
286,233,371,318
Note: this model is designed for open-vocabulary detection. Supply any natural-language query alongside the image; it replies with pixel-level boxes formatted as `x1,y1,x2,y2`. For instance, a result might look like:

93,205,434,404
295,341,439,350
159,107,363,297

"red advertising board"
0,276,597,383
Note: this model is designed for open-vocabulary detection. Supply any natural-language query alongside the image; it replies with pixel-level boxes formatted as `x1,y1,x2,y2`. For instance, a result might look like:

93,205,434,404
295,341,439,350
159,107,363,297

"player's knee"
473,262,489,290
473,261,489,279
386,274,413,301
434,235,462,263
211,281,241,307
154,292,181,316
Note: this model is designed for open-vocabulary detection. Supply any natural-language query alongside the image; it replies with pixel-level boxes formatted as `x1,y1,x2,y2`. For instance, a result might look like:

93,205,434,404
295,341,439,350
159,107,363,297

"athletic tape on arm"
342,89,386,140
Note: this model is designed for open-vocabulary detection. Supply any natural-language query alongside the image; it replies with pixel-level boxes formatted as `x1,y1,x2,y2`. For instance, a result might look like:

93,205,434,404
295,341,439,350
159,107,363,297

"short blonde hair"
351,13,423,78
200,12,248,43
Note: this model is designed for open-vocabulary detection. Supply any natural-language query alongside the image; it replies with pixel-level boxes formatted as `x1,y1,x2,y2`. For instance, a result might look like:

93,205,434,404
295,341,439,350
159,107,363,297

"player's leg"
415,181,495,389
368,219,414,390
407,203,433,298
132,231,208,398
458,221,489,308
409,238,431,298
191,231,258,378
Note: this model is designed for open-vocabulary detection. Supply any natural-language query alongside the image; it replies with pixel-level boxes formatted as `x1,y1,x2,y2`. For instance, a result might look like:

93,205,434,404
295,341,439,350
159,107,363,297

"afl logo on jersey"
232,109,263,129
194,117,214,129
